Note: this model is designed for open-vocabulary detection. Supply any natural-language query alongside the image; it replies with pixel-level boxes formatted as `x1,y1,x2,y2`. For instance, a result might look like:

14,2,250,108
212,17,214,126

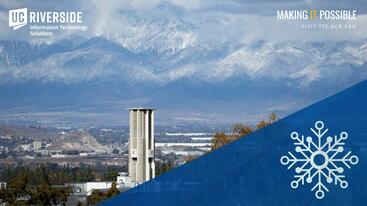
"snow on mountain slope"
1,37,366,87
101,10,198,55
0,20,367,125
164,41,367,86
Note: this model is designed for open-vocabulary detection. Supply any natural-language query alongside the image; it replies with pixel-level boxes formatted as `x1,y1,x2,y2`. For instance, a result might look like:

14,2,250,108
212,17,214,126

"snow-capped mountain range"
0,15,366,126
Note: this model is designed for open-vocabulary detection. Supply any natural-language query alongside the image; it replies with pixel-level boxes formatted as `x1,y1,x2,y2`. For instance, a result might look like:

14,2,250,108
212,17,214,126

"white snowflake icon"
280,121,359,199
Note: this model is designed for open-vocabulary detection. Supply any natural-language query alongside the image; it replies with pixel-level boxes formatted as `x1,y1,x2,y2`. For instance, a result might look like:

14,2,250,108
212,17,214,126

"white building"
32,141,42,150
116,172,136,188
20,144,31,151
129,108,155,184
67,182,115,195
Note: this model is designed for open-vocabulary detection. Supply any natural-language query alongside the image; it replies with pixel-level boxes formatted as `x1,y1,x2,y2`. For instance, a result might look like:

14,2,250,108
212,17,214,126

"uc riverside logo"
9,8,28,30
7,8,87,36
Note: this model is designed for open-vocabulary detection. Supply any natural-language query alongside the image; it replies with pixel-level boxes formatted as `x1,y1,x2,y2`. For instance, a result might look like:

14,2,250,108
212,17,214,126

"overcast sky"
0,0,366,44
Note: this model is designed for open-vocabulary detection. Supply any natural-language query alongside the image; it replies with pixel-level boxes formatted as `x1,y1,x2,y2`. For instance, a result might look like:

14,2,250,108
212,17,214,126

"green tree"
105,182,119,198
0,172,32,205
52,186,72,205
112,148,120,154
29,181,53,205
29,181,70,205
155,160,174,176
88,189,106,206
104,167,119,181
9,172,30,200
87,182,120,205
0,188,12,205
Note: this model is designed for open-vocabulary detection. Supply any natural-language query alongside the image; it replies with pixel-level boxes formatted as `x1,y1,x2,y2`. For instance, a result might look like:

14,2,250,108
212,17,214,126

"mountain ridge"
0,35,366,125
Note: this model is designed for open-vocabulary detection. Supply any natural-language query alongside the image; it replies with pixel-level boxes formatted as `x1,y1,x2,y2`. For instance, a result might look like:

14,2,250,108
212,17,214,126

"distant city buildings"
17,141,43,152
0,108,214,205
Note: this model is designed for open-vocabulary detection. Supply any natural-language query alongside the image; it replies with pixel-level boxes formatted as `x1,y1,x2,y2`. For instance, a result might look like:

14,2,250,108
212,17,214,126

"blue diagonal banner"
101,80,367,206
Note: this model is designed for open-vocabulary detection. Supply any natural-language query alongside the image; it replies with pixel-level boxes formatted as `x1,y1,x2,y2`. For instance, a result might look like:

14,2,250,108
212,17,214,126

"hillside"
47,130,110,153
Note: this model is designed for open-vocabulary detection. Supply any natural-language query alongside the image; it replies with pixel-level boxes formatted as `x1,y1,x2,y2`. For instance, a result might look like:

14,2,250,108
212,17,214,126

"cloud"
168,0,202,10
0,0,366,44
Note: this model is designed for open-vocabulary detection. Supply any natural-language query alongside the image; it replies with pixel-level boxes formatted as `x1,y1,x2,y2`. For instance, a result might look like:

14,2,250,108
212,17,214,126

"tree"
155,160,174,176
28,181,70,205
33,164,50,185
256,120,268,129
88,182,120,205
0,164,125,205
231,123,253,141
87,182,120,205
112,148,120,154
105,182,119,198
105,167,118,181
269,112,278,123
256,113,278,129
9,172,30,200
211,132,229,150
29,181,53,205
211,113,278,151
211,124,253,151
88,189,106,206
0,188,12,205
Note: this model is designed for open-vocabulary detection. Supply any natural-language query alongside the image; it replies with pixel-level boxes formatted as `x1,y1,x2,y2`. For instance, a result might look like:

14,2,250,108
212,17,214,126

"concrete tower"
128,108,155,183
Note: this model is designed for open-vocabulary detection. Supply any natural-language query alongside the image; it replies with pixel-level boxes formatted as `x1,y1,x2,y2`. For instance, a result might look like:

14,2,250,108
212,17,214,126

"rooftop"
128,108,155,111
